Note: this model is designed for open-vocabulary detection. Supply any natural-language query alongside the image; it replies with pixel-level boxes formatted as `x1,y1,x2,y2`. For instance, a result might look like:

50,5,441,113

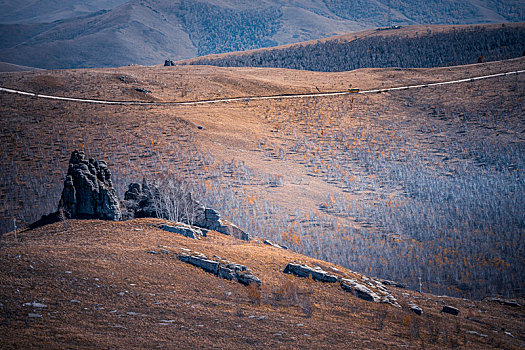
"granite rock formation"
58,150,121,220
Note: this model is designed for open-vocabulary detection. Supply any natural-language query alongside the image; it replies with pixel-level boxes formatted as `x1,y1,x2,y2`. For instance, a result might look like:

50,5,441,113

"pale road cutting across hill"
0,69,524,106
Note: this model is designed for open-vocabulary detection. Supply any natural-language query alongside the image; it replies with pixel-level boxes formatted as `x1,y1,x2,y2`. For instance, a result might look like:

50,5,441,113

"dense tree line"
179,0,282,56
323,0,523,25
191,25,525,71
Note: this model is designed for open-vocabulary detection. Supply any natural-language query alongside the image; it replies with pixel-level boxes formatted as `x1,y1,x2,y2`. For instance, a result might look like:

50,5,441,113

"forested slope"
190,24,525,72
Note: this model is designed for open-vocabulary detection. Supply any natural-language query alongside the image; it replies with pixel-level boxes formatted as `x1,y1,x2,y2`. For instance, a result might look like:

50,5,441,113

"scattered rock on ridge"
135,87,152,94
58,150,121,221
441,305,460,315
340,278,381,302
160,223,205,239
264,240,287,249
283,263,338,283
484,298,521,307
409,302,423,315
380,279,407,289
179,251,261,287
194,205,250,241
118,75,137,83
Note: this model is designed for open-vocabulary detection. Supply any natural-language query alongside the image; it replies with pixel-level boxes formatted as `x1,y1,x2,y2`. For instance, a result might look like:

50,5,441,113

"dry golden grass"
1,219,523,349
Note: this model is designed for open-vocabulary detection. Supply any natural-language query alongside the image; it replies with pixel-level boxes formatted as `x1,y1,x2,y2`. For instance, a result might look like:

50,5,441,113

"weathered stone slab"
235,272,262,287
264,240,286,249
184,255,220,275
441,305,459,315
178,251,261,287
283,263,338,283
160,224,203,239
340,278,380,302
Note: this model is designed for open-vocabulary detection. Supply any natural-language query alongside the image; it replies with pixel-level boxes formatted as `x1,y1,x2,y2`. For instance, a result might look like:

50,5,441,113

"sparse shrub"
275,278,299,306
427,320,440,344
246,282,261,307
403,313,420,340
273,277,314,317
297,291,314,318
375,304,388,330
58,208,68,231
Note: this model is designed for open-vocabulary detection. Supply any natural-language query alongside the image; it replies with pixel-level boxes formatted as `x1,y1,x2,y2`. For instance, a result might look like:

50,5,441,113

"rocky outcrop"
123,180,250,241
179,251,261,287
122,179,167,219
283,263,338,283
380,279,407,289
58,150,121,220
282,262,401,307
194,205,250,241
164,59,175,66
32,151,251,241
441,305,460,315
340,278,381,302
264,240,287,249
409,302,423,315
160,223,205,239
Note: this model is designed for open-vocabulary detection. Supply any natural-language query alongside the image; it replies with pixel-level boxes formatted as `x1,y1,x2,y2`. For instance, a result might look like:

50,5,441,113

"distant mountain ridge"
0,0,524,69
0,0,129,24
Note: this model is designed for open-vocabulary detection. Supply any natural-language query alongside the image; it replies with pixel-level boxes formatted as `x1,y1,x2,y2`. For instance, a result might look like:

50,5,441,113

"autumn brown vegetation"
0,57,523,301
1,219,524,349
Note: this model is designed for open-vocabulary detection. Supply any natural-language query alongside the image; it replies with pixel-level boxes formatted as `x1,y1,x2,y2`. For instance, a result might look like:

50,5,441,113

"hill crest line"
1,69,523,106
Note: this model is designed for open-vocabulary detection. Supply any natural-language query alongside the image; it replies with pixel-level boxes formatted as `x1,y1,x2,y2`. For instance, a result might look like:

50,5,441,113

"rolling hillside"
0,0,128,24
0,0,524,69
1,56,523,299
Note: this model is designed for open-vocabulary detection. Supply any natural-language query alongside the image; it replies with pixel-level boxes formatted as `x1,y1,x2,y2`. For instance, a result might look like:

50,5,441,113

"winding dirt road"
1,69,523,106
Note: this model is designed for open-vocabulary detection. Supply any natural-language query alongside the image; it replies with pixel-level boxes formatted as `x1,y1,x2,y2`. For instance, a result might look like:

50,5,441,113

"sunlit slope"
1,218,524,349
0,57,524,298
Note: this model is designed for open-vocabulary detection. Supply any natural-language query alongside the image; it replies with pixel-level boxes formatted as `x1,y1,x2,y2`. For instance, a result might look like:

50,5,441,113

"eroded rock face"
58,150,121,220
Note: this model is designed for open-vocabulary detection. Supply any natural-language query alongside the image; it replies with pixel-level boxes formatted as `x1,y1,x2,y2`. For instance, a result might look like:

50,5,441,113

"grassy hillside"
0,57,523,299
1,219,524,349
